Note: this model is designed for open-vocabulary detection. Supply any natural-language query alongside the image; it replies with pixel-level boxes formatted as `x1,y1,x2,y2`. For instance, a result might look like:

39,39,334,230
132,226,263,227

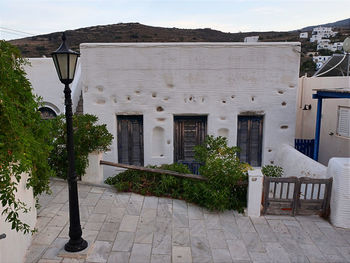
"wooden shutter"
237,116,263,166
117,115,144,165
174,116,207,162
337,106,350,138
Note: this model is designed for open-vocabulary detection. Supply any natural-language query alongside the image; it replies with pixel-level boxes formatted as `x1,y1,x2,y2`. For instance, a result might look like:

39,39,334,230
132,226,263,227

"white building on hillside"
317,40,343,52
310,26,337,43
244,36,259,42
300,32,308,39
313,56,331,70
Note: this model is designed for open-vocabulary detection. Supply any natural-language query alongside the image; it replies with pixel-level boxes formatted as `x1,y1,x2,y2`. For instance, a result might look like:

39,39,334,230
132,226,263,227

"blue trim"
313,98,323,161
313,91,350,99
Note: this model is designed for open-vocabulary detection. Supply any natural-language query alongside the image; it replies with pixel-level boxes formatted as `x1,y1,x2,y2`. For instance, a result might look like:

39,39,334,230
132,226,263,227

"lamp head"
51,33,80,85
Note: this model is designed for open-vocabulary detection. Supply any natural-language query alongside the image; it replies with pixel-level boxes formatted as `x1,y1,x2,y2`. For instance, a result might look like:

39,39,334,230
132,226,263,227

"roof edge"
80,42,301,49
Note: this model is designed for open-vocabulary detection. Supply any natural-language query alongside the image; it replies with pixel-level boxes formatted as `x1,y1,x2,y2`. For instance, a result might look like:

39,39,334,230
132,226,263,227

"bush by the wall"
262,165,283,177
106,136,249,212
49,114,113,179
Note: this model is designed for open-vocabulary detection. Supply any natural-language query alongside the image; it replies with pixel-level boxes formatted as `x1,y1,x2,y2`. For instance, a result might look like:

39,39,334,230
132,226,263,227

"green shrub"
106,136,249,212
49,114,113,179
262,165,283,177
0,41,53,233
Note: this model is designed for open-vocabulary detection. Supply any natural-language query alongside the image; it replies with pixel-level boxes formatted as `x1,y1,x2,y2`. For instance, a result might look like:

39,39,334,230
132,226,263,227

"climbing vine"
0,41,53,234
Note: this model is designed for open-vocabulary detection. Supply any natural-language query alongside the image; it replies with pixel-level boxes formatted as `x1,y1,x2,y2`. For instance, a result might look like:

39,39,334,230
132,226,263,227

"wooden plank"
322,178,333,218
299,177,331,184
292,179,301,216
100,160,249,186
266,177,299,183
100,160,207,180
265,201,293,215
268,198,294,203
262,176,270,215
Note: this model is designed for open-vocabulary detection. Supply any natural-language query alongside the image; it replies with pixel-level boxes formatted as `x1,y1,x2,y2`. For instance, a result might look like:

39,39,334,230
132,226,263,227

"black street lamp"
52,33,88,252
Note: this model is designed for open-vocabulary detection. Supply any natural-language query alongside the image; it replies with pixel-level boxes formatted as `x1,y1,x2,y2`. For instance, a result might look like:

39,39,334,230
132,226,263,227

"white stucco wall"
80,42,301,178
275,144,327,178
296,76,350,166
25,58,82,115
0,173,37,263
329,158,350,228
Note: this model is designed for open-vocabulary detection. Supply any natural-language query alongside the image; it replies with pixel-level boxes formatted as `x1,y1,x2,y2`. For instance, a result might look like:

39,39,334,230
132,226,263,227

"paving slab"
25,179,350,263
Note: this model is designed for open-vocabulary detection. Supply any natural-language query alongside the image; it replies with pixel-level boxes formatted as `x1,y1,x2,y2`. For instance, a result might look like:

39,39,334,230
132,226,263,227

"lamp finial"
62,32,66,42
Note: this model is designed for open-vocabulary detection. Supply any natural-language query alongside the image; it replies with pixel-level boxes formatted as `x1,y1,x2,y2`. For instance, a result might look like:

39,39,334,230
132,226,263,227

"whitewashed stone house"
77,42,301,177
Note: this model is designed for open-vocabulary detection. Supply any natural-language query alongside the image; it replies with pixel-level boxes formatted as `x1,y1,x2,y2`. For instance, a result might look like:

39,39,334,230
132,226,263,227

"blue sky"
1,0,349,40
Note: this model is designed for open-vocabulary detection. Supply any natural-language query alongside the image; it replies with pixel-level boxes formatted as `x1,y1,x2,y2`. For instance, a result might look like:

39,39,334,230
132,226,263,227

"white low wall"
247,169,263,217
82,152,104,184
0,173,37,263
274,144,327,178
329,158,350,229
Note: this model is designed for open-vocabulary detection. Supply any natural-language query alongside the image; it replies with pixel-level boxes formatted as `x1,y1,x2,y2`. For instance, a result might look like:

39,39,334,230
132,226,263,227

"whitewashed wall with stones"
80,42,301,178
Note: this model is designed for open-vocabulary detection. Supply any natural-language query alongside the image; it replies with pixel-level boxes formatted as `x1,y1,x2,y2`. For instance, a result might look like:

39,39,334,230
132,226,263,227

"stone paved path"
25,179,350,263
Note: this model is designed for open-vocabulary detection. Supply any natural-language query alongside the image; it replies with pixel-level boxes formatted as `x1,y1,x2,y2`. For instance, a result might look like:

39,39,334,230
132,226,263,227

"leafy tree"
317,49,333,56
194,136,250,211
301,59,317,73
0,41,53,233
49,114,113,179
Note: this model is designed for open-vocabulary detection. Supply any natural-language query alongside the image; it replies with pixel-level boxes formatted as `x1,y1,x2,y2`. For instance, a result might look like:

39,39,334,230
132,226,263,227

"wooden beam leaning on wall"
100,160,249,185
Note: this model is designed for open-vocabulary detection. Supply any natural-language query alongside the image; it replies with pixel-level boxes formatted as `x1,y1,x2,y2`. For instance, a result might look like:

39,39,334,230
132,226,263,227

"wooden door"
174,116,207,162
237,116,263,166
117,115,144,166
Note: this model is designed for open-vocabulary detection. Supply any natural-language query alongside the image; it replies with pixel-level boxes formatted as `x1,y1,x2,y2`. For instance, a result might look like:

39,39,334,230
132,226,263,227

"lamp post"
51,33,88,252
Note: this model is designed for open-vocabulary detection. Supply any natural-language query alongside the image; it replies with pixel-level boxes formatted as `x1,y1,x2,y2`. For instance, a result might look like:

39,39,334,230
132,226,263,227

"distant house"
313,55,331,70
310,26,337,43
299,32,308,39
244,36,259,42
317,40,343,52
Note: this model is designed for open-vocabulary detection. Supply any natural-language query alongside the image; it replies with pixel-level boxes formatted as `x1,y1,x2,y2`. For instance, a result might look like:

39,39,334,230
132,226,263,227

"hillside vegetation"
8,19,350,76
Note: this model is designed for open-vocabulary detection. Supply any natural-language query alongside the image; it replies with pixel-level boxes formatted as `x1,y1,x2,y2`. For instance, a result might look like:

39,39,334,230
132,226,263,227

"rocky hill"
8,19,350,76
9,22,300,58
300,18,350,31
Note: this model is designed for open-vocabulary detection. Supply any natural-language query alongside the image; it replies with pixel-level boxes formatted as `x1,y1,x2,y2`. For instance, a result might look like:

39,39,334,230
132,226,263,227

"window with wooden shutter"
337,106,350,138
174,116,207,162
237,115,263,166
117,115,144,166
